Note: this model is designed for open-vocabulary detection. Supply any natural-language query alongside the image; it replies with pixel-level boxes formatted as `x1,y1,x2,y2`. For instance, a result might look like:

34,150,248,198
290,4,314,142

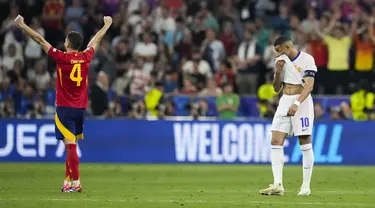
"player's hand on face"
287,104,298,116
275,60,285,73
14,15,25,27
103,16,113,27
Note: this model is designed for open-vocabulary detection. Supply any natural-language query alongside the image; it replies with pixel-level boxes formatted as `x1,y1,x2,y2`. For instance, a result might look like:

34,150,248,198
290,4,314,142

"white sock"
300,143,314,189
73,180,80,186
64,180,71,186
271,145,284,186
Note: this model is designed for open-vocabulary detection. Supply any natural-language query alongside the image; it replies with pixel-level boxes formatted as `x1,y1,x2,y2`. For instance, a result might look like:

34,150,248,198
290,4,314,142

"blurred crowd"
0,0,374,120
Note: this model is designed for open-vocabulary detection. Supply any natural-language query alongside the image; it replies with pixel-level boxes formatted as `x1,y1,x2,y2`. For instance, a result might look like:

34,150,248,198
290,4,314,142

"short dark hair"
67,31,83,50
273,36,292,47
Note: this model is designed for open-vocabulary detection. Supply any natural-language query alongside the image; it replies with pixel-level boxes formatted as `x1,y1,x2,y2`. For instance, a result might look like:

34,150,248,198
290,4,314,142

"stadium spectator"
145,81,164,117
340,102,353,120
350,80,375,121
3,43,23,71
175,30,193,61
0,97,14,118
307,31,328,94
254,17,271,52
263,31,279,73
24,18,45,66
262,95,279,120
82,0,104,46
0,77,13,102
1,0,374,120
8,59,24,85
181,78,197,95
216,83,239,120
270,4,289,35
134,32,157,67
215,59,235,88
153,7,176,34
114,40,132,73
235,29,261,94
314,11,355,94
90,71,110,117
129,99,147,119
201,28,225,72
102,0,121,16
162,71,178,94
182,47,211,83
41,0,64,46
126,58,150,96
65,0,84,24
154,42,172,77
257,75,278,118
198,1,219,32
329,106,341,120
219,22,237,57
28,59,50,91
110,99,124,117
189,98,215,119
90,38,116,81
301,8,317,34
0,6,18,35
314,102,324,121
199,79,222,97
112,24,132,49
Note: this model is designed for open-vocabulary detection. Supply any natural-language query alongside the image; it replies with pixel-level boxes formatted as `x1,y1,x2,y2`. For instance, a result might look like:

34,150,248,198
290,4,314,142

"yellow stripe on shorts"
76,133,84,140
55,114,76,141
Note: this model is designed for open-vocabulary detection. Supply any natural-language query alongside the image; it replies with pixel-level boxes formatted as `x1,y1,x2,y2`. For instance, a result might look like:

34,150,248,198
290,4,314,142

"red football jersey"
48,46,95,108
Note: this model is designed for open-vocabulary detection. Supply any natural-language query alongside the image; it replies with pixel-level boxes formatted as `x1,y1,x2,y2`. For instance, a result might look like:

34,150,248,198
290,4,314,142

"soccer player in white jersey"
259,36,317,196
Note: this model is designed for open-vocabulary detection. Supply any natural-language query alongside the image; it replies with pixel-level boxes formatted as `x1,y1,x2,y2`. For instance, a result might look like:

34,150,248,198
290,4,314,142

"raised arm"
87,16,113,50
273,60,285,93
368,17,375,44
350,14,359,38
315,13,340,40
14,15,51,53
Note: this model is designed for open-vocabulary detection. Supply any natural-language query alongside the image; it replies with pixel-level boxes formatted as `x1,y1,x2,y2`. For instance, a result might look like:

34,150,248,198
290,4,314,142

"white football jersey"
275,51,317,86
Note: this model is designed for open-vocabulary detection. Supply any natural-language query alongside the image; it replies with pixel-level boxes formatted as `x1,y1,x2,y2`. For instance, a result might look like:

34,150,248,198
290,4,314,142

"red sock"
65,160,71,181
66,144,80,181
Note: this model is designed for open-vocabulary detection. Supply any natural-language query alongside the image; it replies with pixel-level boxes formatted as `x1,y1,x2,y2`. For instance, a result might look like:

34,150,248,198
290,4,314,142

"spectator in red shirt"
219,22,237,57
215,59,235,88
175,31,193,61
181,79,197,95
307,32,328,94
41,0,65,46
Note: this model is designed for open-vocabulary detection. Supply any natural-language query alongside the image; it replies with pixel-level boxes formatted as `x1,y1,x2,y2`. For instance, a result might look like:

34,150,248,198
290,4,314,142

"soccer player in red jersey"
14,14,112,193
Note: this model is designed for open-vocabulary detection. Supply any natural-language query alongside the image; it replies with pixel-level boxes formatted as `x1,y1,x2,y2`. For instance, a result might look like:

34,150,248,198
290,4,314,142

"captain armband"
304,70,316,78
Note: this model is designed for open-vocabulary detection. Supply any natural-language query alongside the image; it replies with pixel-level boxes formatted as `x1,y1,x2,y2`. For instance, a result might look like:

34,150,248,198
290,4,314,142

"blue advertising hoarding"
0,119,373,165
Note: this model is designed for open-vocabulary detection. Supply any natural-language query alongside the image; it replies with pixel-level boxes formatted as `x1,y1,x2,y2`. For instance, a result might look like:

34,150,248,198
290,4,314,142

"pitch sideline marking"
0,197,372,207
0,189,374,195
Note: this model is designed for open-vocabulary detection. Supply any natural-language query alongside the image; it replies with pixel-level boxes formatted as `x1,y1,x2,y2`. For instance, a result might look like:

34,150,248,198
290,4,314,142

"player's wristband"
293,100,301,106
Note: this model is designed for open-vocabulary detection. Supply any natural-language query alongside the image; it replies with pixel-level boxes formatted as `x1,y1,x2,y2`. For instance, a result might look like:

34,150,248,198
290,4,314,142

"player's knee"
298,135,311,145
271,139,283,146
271,135,284,146
64,138,76,145
271,131,286,146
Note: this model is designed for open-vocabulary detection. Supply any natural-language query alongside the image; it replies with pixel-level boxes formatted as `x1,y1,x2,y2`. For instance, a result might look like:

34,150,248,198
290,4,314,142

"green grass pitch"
1,164,375,208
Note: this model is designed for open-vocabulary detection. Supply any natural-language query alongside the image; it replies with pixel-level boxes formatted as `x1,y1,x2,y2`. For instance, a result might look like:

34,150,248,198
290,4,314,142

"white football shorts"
271,94,314,137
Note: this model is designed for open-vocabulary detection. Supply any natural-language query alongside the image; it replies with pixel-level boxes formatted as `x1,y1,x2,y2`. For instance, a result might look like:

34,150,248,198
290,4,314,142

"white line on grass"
0,197,372,207
0,189,374,195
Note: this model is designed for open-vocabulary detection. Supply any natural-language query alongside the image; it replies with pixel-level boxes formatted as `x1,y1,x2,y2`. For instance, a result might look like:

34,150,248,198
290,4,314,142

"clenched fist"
14,15,25,28
275,60,285,73
103,16,113,27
